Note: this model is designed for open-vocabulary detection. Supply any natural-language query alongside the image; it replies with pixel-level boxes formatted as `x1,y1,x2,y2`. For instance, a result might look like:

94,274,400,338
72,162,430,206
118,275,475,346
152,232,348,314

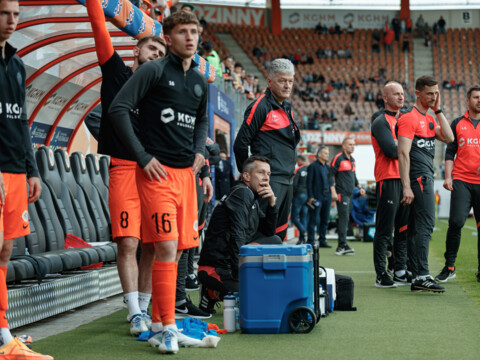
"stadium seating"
6,147,117,283
208,24,415,131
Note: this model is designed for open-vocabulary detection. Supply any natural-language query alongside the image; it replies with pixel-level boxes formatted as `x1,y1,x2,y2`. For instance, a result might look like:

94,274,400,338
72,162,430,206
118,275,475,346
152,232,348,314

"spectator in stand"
406,17,412,33
416,14,425,38
291,155,309,244
243,74,256,100
351,90,359,102
203,41,222,79
375,90,385,108
365,87,375,102
180,3,194,11
334,23,342,34
372,29,381,53
402,32,410,52
392,16,401,41
424,31,432,47
233,62,244,91
432,22,438,35
222,55,234,81
384,24,394,53
316,47,326,59
324,47,332,58
347,23,354,35
344,104,355,116
438,16,446,34
315,22,323,34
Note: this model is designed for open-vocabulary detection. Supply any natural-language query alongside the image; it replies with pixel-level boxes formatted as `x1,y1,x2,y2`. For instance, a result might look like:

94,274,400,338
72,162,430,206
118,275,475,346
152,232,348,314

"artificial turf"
32,219,480,360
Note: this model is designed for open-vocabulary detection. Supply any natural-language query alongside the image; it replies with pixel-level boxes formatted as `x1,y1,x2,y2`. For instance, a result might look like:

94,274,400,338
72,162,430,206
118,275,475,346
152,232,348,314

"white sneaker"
148,330,162,347
158,328,179,354
142,311,152,329
129,314,148,336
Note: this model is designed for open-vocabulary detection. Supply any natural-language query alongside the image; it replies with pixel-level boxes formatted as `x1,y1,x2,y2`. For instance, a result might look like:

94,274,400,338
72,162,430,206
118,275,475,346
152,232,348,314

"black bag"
334,274,356,311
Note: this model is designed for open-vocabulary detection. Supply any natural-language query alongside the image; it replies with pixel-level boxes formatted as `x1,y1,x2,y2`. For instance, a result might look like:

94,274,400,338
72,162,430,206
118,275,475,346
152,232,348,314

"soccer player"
330,138,365,255
397,75,454,292
85,0,166,336
436,85,480,283
233,59,300,242
371,82,410,288
0,1,53,358
109,10,208,354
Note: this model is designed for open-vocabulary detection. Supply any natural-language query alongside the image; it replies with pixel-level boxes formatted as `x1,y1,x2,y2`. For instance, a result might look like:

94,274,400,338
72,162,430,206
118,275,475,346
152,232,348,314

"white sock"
164,323,178,332
175,299,186,307
0,328,13,346
138,292,151,313
152,322,164,333
395,270,406,277
124,292,141,320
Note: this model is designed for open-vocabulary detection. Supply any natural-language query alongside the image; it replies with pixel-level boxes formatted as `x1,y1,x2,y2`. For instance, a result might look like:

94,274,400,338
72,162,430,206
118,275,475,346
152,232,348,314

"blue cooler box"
239,244,313,334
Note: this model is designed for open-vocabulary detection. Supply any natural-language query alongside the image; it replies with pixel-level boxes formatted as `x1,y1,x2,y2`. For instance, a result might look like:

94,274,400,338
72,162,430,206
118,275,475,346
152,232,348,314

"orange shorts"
0,173,29,240
135,164,199,250
108,157,141,240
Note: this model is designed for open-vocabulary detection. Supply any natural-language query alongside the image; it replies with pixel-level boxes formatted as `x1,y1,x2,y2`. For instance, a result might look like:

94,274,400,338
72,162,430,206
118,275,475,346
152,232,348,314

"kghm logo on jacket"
416,138,435,150
160,108,196,129
0,102,22,119
458,137,480,147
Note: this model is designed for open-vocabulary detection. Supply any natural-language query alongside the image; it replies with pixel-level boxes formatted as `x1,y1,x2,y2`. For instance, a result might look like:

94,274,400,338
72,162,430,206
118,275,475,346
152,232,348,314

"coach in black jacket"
197,156,281,313
234,59,300,241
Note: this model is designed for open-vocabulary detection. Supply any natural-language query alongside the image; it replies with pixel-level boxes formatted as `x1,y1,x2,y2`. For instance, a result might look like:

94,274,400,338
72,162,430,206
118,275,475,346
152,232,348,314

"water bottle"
233,292,240,330
223,295,236,333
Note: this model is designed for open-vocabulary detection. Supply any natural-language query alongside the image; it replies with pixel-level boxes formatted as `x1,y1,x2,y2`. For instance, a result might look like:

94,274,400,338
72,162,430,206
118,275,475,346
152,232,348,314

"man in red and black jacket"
397,75,453,293
436,85,480,284
234,59,300,242
330,138,365,255
371,82,409,288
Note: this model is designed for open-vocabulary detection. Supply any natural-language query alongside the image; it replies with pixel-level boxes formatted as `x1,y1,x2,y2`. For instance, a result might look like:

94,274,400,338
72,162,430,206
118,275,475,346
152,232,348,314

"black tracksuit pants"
408,175,435,277
444,180,480,271
373,179,409,276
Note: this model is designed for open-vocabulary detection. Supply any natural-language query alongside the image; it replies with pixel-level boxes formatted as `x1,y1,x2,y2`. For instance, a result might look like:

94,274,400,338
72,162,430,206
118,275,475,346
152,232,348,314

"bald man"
371,82,410,288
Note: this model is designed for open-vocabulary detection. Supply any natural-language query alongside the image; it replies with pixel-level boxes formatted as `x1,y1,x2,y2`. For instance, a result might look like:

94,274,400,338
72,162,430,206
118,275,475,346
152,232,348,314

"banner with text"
283,9,396,29
301,130,371,145
186,3,265,27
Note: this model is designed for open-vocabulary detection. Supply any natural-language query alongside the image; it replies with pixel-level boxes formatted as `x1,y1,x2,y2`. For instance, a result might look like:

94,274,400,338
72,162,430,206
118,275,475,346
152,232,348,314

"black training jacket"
0,42,38,177
233,88,300,184
198,183,278,278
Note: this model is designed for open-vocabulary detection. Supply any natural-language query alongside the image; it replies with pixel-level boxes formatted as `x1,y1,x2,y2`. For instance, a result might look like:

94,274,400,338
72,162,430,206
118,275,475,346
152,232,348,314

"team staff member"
109,11,208,354
234,59,300,241
197,156,281,314
330,138,365,255
86,0,166,336
398,75,453,293
436,85,480,283
371,82,409,288
306,147,333,248
291,155,309,245
0,1,53,358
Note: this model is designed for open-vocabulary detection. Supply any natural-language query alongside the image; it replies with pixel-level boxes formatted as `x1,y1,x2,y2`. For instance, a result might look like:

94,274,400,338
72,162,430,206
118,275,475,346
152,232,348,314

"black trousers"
268,180,293,241
198,234,282,300
408,175,435,277
444,180,480,270
373,179,409,276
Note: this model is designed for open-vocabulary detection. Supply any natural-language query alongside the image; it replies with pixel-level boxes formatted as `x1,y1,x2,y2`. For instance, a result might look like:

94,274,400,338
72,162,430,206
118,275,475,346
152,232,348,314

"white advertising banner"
282,9,397,29
191,4,265,26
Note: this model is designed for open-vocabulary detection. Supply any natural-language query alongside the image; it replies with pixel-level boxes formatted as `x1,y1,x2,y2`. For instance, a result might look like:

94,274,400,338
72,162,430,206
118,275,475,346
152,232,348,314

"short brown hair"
467,85,480,99
415,76,438,91
162,10,199,35
137,35,165,49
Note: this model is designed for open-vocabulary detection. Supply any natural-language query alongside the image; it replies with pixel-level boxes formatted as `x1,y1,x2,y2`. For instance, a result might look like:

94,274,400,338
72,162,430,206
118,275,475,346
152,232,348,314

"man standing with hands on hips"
397,75,453,293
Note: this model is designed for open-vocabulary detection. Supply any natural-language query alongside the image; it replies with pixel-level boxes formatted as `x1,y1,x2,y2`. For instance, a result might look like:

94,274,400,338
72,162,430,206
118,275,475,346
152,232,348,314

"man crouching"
197,156,281,314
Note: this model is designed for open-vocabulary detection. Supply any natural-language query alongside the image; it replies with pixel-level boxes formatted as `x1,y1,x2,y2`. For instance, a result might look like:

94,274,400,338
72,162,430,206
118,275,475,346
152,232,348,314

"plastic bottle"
233,292,240,330
223,295,236,333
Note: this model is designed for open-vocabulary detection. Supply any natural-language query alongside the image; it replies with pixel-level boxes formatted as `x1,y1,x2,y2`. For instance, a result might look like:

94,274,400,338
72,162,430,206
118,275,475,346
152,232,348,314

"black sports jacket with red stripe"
233,88,300,184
